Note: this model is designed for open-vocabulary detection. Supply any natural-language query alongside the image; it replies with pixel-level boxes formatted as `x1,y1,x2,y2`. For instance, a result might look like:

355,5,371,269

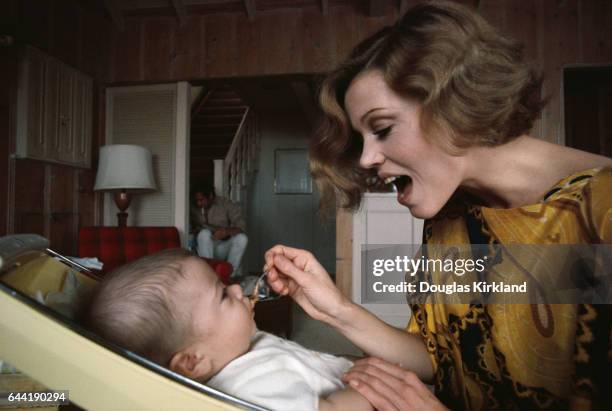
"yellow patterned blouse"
406,167,611,410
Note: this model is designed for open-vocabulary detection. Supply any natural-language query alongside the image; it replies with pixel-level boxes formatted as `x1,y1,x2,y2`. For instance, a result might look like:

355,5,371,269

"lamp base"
116,211,129,228
113,190,132,228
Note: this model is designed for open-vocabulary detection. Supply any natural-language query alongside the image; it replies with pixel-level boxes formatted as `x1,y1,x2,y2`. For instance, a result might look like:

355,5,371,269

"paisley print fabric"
406,167,611,410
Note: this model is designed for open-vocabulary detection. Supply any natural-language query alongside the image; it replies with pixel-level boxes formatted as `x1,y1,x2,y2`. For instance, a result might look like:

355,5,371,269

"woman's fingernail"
349,380,359,388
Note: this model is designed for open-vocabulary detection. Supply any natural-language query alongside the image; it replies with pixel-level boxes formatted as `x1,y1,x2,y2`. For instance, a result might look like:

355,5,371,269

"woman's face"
344,70,465,219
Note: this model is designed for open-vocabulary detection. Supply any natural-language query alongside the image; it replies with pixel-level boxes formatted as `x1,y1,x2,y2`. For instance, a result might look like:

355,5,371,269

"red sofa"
78,227,233,284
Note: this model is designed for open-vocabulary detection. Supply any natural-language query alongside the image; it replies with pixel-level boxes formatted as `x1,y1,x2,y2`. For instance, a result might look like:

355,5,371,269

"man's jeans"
196,229,248,277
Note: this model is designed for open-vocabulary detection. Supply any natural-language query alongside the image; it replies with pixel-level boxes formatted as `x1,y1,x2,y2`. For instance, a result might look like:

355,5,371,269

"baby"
83,248,371,411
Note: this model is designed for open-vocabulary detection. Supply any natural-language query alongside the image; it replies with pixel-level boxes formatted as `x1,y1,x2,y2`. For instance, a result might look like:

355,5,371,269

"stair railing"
218,108,259,202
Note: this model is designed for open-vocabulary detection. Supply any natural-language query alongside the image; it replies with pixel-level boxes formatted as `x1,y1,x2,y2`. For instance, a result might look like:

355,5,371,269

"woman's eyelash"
374,126,392,138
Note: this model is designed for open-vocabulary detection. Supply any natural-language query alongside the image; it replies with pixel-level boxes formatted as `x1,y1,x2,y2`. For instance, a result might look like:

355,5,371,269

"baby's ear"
169,349,214,382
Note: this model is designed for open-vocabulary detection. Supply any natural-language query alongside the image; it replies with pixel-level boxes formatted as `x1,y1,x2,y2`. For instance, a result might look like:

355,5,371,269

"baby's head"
84,248,256,381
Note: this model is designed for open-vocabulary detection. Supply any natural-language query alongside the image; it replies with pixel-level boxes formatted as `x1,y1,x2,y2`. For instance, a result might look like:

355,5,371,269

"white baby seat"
0,234,267,411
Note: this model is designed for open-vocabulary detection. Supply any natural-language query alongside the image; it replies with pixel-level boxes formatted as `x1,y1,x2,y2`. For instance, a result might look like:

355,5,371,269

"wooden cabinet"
15,46,92,168
43,54,61,161
12,158,97,256
72,71,93,167
16,46,46,159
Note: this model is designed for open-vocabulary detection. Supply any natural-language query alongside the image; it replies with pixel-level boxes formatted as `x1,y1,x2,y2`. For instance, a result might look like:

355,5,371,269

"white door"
352,193,423,328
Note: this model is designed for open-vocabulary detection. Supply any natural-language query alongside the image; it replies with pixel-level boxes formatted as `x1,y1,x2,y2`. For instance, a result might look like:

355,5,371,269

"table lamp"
94,144,157,227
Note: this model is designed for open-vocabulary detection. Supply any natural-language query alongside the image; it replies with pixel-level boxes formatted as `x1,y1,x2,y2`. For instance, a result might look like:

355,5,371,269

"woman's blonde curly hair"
310,0,546,213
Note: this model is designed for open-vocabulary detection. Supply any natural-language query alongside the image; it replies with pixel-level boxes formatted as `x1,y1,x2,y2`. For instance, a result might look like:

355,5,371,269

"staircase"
190,85,259,204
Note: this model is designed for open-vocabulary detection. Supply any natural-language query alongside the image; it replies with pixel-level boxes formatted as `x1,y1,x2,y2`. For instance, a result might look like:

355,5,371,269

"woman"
264,1,611,410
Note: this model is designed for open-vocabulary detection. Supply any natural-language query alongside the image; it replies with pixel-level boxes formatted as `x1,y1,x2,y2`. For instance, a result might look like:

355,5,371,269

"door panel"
25,47,46,159
48,164,77,255
13,160,46,236
44,57,61,161
77,169,96,229
58,64,74,163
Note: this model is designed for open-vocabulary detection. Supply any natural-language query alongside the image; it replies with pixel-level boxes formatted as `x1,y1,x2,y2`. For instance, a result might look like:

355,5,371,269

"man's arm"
223,227,243,236
225,199,246,233
318,387,373,411
189,207,203,232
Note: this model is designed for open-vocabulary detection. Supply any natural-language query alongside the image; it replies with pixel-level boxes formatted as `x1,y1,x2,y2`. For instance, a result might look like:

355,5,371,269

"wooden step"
191,144,233,151
206,97,245,106
210,91,241,99
191,120,241,127
191,156,227,163
191,124,240,130
191,134,234,143
192,114,244,123
191,148,229,157
190,85,254,191
200,106,248,115
191,125,238,133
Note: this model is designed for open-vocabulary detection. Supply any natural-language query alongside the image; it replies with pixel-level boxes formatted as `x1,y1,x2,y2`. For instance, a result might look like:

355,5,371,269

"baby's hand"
319,386,374,411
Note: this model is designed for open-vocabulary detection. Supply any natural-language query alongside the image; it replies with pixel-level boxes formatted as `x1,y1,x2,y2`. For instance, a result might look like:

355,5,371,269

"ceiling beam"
169,0,187,26
321,0,329,16
103,0,125,31
243,0,256,21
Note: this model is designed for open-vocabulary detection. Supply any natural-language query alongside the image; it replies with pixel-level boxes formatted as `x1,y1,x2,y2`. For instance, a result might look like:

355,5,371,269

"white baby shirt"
207,331,353,410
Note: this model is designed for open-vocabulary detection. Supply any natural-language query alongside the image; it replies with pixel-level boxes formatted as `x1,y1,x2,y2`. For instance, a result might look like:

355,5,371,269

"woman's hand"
263,245,350,326
343,357,447,411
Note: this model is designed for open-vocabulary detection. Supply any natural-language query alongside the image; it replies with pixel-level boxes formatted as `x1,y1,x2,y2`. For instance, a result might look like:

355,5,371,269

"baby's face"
179,257,256,368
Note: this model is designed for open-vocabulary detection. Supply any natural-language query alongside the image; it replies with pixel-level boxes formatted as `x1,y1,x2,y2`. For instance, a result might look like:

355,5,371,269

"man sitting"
190,184,248,278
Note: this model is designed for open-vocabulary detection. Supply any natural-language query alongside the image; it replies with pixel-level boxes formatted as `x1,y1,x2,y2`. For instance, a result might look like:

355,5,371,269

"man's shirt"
190,196,246,233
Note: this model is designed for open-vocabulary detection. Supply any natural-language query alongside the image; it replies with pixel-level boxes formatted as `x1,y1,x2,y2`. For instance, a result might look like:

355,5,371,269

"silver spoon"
249,272,269,303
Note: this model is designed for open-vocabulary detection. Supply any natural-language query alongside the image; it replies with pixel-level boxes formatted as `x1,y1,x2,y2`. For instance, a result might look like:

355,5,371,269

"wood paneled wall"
110,0,612,145
0,49,17,238
108,0,612,294
0,0,111,254
2,0,111,82
110,3,395,82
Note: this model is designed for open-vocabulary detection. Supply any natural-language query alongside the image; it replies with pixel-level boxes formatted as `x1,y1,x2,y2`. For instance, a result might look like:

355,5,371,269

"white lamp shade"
94,145,157,191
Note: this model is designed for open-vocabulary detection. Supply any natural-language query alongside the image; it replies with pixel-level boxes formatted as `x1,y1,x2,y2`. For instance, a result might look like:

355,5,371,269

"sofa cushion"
78,227,232,282
79,227,181,274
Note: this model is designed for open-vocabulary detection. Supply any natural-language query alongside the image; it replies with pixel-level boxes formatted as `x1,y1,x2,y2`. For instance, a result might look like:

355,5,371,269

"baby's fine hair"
84,248,195,366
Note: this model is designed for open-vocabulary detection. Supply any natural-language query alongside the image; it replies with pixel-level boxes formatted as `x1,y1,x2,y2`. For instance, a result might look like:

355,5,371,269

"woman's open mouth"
384,175,413,205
